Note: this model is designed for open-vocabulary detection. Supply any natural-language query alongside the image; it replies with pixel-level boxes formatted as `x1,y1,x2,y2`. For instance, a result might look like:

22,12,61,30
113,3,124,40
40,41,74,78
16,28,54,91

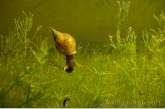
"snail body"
64,55,76,73
50,27,81,73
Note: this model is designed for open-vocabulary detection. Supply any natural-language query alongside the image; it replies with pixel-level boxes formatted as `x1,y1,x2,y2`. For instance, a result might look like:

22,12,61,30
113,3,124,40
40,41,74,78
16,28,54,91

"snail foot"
63,65,73,73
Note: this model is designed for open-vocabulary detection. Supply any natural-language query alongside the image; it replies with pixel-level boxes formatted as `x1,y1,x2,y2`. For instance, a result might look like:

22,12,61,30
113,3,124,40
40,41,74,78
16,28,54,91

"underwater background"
0,0,165,108
0,0,165,49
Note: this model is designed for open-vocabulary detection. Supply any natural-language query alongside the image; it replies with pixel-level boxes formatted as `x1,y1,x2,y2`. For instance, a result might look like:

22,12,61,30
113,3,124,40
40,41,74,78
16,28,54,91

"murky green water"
0,0,165,49
0,1,165,107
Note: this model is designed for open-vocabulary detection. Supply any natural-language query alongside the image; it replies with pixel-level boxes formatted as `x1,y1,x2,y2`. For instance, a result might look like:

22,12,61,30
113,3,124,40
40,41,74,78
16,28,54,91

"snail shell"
50,28,76,55
50,27,79,73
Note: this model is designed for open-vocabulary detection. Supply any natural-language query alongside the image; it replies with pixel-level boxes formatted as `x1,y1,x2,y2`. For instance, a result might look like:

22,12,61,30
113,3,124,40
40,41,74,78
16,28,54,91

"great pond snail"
50,27,82,73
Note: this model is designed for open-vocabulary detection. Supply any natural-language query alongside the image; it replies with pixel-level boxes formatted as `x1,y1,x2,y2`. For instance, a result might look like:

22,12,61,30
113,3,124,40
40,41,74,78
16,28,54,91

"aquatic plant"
107,7,165,108
117,1,130,27
110,1,130,46
0,11,50,107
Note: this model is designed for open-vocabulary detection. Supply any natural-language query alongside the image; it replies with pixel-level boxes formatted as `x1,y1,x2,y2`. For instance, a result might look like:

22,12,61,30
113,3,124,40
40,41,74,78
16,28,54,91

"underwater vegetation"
0,1,165,108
